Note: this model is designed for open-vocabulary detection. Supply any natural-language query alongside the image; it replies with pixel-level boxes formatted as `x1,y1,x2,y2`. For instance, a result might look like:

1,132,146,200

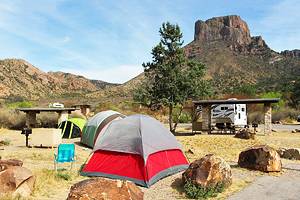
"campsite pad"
2,126,300,199
228,163,300,200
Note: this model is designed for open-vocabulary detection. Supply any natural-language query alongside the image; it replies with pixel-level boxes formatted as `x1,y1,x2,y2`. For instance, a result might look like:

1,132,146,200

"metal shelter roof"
17,107,78,113
193,98,280,105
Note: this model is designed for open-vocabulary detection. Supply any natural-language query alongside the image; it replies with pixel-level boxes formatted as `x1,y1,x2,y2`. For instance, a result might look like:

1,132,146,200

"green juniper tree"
134,22,210,133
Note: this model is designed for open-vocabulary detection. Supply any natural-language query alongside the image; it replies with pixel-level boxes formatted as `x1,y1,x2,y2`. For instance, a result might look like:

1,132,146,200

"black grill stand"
21,128,32,147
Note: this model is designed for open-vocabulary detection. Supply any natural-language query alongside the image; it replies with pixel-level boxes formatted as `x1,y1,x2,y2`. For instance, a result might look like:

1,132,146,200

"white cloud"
59,64,143,84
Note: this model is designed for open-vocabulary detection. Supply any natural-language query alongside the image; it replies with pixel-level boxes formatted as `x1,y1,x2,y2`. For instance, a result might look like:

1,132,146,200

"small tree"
290,77,300,109
134,22,210,132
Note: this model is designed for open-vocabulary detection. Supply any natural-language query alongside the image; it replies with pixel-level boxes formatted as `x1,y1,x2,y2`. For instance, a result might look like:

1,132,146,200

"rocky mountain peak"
194,15,251,45
192,15,269,54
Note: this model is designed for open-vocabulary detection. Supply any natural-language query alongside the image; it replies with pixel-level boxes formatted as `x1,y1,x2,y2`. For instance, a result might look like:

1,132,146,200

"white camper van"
211,101,247,130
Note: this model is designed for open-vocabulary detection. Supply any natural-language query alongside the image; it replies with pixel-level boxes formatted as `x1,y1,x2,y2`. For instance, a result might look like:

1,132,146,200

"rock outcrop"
193,15,268,54
194,15,251,45
238,145,282,172
281,50,300,58
67,178,144,200
182,154,232,188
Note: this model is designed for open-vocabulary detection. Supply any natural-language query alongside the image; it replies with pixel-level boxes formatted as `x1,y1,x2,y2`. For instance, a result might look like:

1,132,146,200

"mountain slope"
0,59,115,100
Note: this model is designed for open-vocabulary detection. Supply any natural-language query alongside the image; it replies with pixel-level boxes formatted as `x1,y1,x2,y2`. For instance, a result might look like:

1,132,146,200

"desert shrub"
0,109,26,129
184,181,225,199
247,111,264,124
37,113,58,128
272,109,299,123
232,84,257,97
272,112,286,122
172,110,192,123
56,172,72,181
260,92,285,110
6,101,34,109
94,102,122,113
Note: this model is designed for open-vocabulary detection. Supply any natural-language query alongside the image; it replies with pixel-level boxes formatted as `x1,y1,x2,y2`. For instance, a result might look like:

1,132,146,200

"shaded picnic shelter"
17,107,79,128
192,98,280,135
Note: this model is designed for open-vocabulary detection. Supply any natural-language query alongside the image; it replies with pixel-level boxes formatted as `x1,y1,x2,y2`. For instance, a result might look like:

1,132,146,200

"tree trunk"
173,105,183,132
169,105,174,133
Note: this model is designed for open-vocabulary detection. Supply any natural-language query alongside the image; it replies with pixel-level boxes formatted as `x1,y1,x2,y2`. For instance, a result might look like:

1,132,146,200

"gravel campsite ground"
1,124,300,200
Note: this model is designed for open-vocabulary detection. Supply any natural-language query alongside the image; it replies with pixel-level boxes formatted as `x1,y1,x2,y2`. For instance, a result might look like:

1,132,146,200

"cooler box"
30,128,62,148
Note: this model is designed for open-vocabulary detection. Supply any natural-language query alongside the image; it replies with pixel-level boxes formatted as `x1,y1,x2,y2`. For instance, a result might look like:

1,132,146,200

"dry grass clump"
32,169,79,198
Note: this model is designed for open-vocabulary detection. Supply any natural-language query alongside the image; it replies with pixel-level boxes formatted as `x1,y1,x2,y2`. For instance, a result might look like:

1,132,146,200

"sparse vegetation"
6,101,34,109
0,138,11,146
184,181,225,199
0,109,26,129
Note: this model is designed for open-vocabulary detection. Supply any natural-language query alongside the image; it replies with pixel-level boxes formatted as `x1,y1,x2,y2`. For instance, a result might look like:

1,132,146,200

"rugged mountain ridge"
0,59,116,100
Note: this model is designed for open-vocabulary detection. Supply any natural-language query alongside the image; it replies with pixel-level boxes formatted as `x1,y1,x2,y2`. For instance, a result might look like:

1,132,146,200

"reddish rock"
182,154,232,188
67,178,143,200
238,145,282,172
194,15,251,46
0,159,23,171
0,166,35,198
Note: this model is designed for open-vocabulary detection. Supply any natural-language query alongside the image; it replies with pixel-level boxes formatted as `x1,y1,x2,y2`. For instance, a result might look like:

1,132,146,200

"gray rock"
277,148,300,160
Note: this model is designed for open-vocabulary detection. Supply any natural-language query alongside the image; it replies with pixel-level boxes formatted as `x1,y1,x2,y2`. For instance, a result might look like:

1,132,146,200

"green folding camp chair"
54,143,76,171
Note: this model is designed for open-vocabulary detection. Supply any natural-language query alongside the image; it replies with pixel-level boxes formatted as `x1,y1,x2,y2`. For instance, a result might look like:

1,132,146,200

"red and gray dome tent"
81,114,189,187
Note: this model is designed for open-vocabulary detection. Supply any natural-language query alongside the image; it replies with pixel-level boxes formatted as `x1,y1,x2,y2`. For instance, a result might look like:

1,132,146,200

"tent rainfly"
80,110,125,148
81,114,189,187
58,118,86,139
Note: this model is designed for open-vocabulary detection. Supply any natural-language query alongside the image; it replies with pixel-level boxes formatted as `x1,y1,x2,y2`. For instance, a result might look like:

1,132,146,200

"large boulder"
0,166,35,198
182,154,232,188
234,129,255,140
277,148,300,160
67,178,143,200
238,145,281,172
0,159,23,171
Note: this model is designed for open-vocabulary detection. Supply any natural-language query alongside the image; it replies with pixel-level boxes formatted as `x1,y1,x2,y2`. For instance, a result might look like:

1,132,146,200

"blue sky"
0,0,299,83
